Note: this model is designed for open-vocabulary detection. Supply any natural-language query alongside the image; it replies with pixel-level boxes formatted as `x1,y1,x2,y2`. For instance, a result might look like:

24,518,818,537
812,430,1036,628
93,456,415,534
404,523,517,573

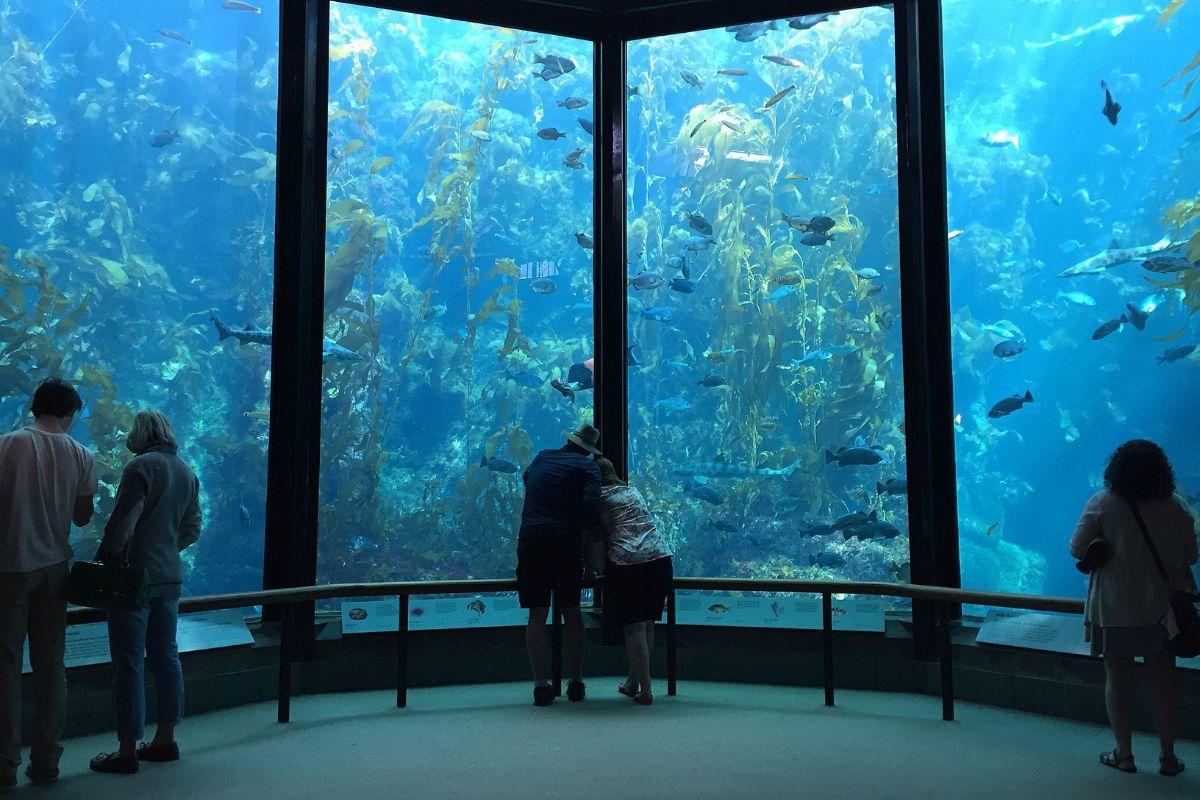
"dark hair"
1103,439,1175,502
31,378,83,419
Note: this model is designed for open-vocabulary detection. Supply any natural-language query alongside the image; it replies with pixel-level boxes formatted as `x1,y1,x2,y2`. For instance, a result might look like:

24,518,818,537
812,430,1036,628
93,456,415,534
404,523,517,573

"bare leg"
526,608,549,686
1103,654,1135,761
624,622,652,695
561,606,584,682
1144,651,1178,762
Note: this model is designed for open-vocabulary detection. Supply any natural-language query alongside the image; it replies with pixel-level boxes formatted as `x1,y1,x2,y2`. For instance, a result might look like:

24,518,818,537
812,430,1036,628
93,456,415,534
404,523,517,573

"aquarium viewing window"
625,7,911,587
0,0,279,596
943,0,1200,605
316,4,596,585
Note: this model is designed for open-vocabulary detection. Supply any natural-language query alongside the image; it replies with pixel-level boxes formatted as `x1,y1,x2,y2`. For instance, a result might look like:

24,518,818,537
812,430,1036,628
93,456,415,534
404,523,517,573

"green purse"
66,557,150,610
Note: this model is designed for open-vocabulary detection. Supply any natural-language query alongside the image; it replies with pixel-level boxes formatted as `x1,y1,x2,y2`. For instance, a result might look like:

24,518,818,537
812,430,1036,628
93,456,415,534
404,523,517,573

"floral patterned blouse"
599,485,673,566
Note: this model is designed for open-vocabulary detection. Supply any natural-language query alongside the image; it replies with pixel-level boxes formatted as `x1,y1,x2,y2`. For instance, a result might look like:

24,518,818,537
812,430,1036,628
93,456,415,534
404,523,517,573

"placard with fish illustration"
343,595,527,632
975,610,1091,656
675,593,883,631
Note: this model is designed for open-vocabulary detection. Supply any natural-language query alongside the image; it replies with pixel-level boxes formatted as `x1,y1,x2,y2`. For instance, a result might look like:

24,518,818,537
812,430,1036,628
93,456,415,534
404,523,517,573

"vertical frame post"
551,596,563,696
938,601,956,721
277,602,292,724
666,588,677,696
894,0,959,661
397,594,409,708
264,0,330,642
594,33,628,473
822,592,834,707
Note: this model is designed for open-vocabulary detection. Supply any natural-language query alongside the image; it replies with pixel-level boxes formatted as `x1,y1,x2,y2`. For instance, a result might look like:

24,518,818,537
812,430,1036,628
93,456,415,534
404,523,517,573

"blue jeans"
107,596,184,742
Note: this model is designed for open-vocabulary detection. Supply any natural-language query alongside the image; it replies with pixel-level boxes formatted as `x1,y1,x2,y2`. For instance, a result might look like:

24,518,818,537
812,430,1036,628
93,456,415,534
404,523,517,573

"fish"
530,278,556,294
686,483,724,505
992,339,1026,358
833,510,877,531
156,28,192,45
673,460,802,479
669,277,694,293
238,502,251,528
578,118,593,136
534,53,576,76
811,552,846,569
1100,80,1121,126
786,173,808,181
468,130,491,142
789,12,838,30
211,310,364,364
1091,316,1127,340
538,127,568,140
808,215,835,232
771,269,805,285
855,268,881,279
1056,290,1096,306
689,119,706,138
563,148,586,169
767,285,797,303
877,479,909,496
985,522,999,537
642,307,673,322
666,255,687,274
846,520,903,541
655,396,691,412
576,232,594,249
1142,255,1197,274
1058,236,1175,277
718,68,749,76
720,119,743,134
627,84,639,97
800,231,832,246
707,603,730,613
947,229,965,240
762,84,796,109
681,71,704,88
479,455,520,474
556,97,588,110
1123,302,1149,331
825,436,887,468
628,271,664,290
979,130,1020,149
684,235,715,251
684,211,713,235
150,129,179,148
1100,363,1120,373
987,390,1034,419
762,55,805,68
697,374,728,388
1157,344,1196,364
506,369,543,389
725,20,778,42
550,378,576,403
466,599,487,615
222,0,262,11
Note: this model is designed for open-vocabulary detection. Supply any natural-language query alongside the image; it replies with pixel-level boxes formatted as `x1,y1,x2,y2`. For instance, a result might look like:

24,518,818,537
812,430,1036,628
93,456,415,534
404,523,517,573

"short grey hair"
126,410,177,454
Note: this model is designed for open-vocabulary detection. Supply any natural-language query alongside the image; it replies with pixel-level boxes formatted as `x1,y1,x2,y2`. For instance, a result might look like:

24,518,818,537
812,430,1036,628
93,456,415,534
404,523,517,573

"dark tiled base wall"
21,620,1200,743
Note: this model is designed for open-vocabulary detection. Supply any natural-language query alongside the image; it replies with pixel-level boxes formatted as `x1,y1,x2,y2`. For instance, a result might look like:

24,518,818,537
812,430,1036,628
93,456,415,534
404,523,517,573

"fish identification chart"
676,593,885,631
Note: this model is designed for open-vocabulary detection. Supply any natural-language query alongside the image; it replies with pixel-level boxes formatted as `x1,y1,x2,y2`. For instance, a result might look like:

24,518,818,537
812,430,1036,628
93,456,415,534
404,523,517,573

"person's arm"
73,450,99,527
1068,494,1103,560
1179,501,1198,567
97,461,148,560
178,477,202,551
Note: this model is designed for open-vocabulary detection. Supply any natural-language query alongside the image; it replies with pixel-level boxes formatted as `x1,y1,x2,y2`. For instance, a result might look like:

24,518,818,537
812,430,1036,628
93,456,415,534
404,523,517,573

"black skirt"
604,556,673,628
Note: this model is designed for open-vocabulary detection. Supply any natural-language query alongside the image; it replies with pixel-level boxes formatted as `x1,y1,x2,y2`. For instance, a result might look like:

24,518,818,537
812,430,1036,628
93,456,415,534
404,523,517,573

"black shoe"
533,685,555,706
90,752,139,775
136,741,180,762
566,680,586,702
26,762,59,786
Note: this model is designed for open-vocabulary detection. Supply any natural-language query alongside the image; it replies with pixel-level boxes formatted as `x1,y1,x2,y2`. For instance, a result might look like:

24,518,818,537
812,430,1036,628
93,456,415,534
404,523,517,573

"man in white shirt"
0,379,97,792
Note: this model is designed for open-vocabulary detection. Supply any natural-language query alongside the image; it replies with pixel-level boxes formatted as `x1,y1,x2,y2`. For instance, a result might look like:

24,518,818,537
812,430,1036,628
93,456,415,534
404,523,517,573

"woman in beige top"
1069,440,1197,776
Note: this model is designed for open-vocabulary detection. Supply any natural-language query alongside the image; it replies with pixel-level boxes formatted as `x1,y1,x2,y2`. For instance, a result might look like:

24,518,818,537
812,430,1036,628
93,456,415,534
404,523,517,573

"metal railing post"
938,600,955,721
666,589,677,696
551,596,562,696
397,594,409,708
822,592,834,707
277,602,292,724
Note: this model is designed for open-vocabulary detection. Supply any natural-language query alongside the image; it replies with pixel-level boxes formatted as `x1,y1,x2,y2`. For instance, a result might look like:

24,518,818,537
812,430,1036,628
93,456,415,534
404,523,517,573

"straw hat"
565,423,602,455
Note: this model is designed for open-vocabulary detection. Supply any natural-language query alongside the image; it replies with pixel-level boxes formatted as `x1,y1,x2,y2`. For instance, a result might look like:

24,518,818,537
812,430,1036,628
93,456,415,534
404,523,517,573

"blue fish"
480,455,520,474
669,277,695,293
767,285,797,302
505,369,543,389
684,235,715,251
642,306,673,322
238,502,250,529
655,396,691,412
686,483,724,505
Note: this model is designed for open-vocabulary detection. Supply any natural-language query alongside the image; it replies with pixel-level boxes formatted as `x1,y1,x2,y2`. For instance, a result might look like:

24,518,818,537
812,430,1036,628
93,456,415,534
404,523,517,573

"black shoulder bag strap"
1128,500,1173,590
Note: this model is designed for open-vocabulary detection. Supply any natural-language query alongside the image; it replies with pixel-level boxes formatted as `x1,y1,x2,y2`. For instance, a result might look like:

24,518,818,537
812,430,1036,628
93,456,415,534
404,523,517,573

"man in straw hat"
517,423,602,706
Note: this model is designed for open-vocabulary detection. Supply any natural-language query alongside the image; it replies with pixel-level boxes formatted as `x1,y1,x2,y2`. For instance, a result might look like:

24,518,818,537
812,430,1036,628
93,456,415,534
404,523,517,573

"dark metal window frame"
265,0,958,659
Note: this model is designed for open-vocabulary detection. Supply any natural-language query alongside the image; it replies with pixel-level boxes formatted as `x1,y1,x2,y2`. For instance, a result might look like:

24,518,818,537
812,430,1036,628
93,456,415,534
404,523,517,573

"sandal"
1160,756,1185,777
633,691,653,706
1099,750,1136,774
618,682,638,699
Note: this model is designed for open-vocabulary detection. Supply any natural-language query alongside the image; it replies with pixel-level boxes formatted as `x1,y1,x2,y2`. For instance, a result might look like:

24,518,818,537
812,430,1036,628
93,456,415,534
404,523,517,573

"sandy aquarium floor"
15,681,1198,800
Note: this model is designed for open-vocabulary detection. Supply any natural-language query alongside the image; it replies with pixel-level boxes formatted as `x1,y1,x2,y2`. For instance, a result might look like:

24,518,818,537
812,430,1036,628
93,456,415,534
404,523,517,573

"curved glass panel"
626,8,908,587
318,5,595,583
0,0,278,594
945,1,1200,597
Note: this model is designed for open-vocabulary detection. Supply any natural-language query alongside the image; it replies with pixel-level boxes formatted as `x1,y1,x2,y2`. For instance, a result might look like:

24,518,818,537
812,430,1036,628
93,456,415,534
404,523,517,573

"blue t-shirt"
520,447,601,534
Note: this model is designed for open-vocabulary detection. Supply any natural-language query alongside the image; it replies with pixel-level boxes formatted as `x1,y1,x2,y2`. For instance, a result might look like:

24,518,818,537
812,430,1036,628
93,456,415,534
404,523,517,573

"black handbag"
66,554,150,611
1129,501,1200,658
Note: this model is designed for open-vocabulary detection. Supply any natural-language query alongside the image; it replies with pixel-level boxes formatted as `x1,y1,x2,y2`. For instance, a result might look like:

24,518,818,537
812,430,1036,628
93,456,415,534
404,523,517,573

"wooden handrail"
64,577,1082,625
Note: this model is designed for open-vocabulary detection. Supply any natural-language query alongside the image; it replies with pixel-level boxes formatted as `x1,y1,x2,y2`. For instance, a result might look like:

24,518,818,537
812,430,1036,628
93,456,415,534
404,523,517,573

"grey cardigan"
99,445,201,588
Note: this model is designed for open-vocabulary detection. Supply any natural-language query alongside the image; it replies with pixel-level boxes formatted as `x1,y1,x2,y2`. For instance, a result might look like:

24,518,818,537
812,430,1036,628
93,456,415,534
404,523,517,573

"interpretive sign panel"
976,610,1091,655
341,594,528,633
676,593,884,632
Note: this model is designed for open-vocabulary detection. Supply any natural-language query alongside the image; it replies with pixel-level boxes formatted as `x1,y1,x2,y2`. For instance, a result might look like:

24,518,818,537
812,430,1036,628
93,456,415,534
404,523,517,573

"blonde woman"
90,411,201,775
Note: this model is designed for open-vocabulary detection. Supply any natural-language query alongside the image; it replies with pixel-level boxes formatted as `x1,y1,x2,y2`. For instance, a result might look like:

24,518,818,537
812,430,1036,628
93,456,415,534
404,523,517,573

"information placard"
976,610,1091,656
341,594,529,633
676,593,884,632
341,598,400,634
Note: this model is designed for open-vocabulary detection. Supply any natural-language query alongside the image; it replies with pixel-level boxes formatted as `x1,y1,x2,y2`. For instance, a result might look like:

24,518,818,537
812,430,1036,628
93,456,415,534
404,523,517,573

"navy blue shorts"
516,526,582,609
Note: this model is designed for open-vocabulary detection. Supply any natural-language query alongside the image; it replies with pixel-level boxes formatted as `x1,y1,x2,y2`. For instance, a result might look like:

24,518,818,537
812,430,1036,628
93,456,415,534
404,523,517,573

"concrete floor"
11,681,1197,800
